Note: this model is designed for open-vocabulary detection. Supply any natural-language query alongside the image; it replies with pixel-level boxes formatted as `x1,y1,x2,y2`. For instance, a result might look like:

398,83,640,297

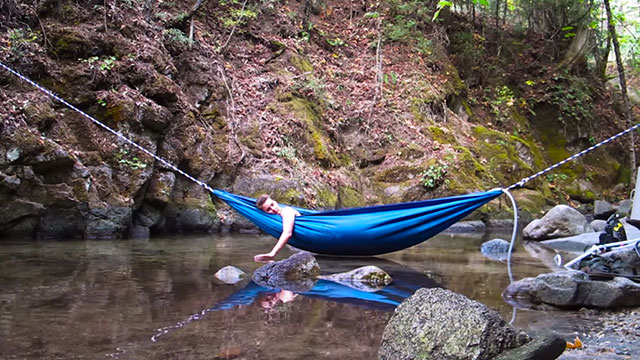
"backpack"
599,213,627,245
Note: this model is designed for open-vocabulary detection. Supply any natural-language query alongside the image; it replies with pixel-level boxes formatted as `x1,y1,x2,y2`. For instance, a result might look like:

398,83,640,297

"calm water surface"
0,233,590,359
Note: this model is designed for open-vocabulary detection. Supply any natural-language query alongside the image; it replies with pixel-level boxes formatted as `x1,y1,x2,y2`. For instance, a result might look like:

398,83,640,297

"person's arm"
254,208,297,262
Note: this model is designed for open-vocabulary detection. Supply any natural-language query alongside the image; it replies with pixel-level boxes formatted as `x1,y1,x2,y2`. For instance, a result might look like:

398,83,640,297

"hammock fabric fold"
213,189,502,256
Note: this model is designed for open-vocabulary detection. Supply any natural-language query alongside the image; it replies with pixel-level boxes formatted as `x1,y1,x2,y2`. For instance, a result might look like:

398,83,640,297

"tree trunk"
495,0,500,28
604,0,636,185
595,35,611,80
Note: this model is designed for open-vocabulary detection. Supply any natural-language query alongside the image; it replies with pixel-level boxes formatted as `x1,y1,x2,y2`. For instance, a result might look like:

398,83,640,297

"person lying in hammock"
253,194,301,262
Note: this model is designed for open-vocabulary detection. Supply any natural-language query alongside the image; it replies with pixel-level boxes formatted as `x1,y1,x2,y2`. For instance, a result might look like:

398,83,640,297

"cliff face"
0,0,631,239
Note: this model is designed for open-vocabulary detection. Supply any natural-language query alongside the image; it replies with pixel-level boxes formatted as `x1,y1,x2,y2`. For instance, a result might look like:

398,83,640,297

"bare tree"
604,0,636,184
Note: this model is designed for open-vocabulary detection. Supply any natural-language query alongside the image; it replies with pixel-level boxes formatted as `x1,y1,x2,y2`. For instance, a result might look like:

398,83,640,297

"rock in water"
523,205,591,240
481,238,512,261
503,270,640,309
319,265,392,292
215,266,246,284
379,288,529,360
252,252,320,292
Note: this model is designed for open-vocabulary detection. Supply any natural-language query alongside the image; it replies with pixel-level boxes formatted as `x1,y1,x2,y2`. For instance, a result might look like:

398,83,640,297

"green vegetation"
80,56,118,73
420,164,449,189
115,149,147,170
163,28,194,45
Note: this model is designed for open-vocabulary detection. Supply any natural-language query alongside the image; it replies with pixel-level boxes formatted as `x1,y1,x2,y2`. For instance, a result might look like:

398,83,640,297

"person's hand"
254,253,275,262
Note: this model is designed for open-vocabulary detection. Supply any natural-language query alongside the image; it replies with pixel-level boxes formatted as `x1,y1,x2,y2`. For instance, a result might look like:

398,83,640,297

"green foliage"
420,164,449,189
5,28,38,57
545,173,568,183
97,98,107,107
115,149,147,170
383,72,399,85
163,28,194,45
80,56,118,73
487,85,516,123
541,72,594,122
277,146,297,161
326,37,345,47
221,7,258,28
432,0,452,21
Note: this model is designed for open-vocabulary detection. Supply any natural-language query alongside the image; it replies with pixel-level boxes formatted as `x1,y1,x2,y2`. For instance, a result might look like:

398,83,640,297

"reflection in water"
0,233,594,359
151,260,440,342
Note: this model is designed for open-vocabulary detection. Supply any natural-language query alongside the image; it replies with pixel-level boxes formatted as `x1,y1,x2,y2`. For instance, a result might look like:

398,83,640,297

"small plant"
326,37,345,47
588,136,597,145
99,56,117,71
421,164,449,189
115,149,147,170
163,28,194,45
6,28,38,57
383,72,398,85
80,56,118,73
276,146,297,161
97,98,107,107
545,173,569,183
364,12,380,19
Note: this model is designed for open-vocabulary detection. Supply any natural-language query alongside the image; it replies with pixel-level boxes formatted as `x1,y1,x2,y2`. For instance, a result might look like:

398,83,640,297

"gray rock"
617,199,633,217
502,270,640,309
590,219,606,233
165,207,221,233
84,206,132,239
0,172,21,191
481,239,512,261
128,225,150,239
523,205,591,240
443,220,486,234
319,266,392,291
0,199,45,225
252,252,320,292
215,266,246,284
594,200,615,220
494,334,566,360
6,147,20,162
541,224,640,252
36,207,84,239
379,288,530,360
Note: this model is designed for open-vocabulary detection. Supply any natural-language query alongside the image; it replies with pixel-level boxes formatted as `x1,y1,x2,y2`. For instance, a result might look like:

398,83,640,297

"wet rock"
84,206,132,239
541,224,640,252
444,220,486,234
494,334,566,360
36,207,85,239
591,219,606,233
379,288,530,360
215,266,246,284
0,172,21,191
0,199,45,225
319,265,392,291
164,207,220,233
252,252,320,292
481,238,512,261
147,171,176,207
523,205,591,241
128,225,150,239
594,200,615,220
502,270,640,309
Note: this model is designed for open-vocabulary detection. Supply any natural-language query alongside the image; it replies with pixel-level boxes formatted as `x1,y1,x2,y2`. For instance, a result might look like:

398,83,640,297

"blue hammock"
212,189,502,256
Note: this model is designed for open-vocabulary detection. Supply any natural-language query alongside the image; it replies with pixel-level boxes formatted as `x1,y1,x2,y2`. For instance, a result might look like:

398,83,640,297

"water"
0,233,588,359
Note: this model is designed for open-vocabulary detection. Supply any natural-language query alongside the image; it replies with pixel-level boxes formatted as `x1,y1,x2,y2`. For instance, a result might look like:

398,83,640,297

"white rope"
500,188,519,283
0,61,216,194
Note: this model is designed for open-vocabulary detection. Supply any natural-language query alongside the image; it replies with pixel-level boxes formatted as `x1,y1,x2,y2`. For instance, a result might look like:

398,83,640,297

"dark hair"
256,194,270,209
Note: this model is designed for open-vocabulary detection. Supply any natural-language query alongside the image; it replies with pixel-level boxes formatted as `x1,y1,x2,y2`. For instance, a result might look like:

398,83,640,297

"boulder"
523,205,591,240
481,238,512,261
379,288,530,360
617,199,633,217
502,270,640,309
494,334,566,360
594,200,615,220
252,252,320,292
443,220,486,235
215,266,246,284
590,219,606,233
319,266,392,291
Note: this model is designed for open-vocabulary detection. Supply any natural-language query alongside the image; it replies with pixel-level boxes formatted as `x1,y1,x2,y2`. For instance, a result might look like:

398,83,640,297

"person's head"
256,194,280,214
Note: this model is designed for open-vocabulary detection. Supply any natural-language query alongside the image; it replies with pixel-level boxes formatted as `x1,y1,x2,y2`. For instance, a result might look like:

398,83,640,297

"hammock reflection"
150,260,441,342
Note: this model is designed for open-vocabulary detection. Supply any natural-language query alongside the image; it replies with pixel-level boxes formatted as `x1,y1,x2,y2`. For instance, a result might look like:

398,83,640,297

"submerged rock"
252,252,320,292
319,265,392,291
481,238,512,261
379,288,530,360
523,205,591,240
215,266,246,284
503,270,640,309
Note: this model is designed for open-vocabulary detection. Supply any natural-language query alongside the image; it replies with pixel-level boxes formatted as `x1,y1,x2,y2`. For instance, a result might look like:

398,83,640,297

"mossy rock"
373,164,423,183
398,143,425,161
426,126,458,145
337,186,365,208
316,187,338,209
289,53,313,73
273,96,341,168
